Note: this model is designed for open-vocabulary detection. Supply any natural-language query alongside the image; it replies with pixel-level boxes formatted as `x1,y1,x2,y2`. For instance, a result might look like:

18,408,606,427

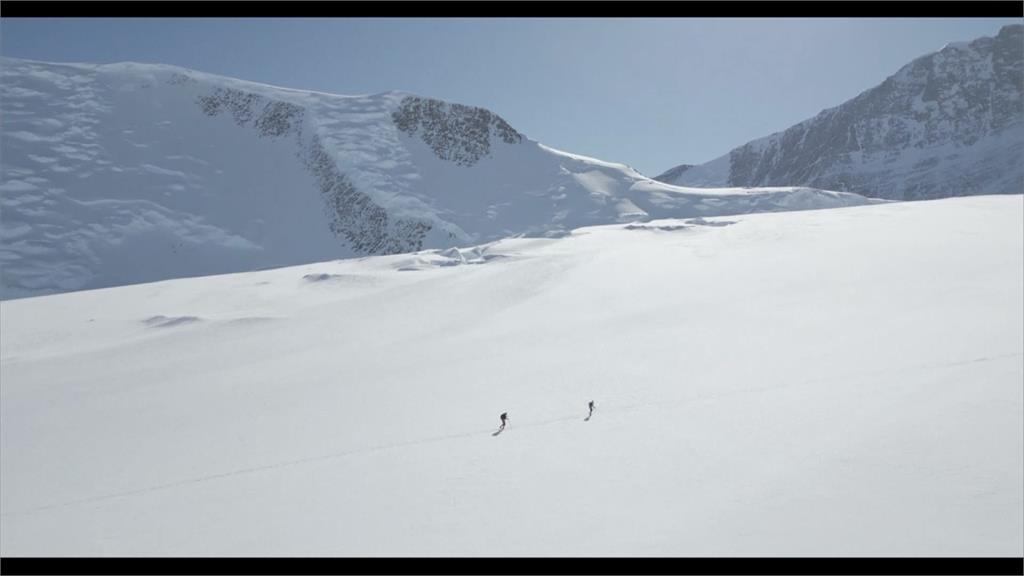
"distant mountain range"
656,25,1023,201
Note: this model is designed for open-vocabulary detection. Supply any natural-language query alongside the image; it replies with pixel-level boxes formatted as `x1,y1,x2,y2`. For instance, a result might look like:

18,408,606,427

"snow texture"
1,195,1021,556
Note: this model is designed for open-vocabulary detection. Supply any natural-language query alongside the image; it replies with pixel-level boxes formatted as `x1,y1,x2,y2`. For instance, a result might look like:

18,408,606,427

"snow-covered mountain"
0,57,875,299
656,25,1024,200
2,195,1021,555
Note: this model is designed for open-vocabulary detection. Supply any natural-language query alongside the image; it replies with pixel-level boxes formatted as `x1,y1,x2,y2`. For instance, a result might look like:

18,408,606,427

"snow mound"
301,272,372,284
141,315,202,328
393,243,509,271
624,217,739,232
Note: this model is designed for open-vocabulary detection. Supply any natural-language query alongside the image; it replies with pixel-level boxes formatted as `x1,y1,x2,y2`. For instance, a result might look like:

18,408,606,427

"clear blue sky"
2,18,1018,175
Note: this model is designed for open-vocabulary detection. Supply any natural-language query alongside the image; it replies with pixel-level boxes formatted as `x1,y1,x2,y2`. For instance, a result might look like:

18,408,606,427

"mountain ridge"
655,24,1023,200
0,56,875,299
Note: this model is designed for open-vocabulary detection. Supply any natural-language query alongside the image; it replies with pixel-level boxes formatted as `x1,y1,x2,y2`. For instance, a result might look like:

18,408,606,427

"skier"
499,412,509,431
588,400,595,418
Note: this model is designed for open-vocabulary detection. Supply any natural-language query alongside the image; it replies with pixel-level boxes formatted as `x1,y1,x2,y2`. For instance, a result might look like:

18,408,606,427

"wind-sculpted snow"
2,57,873,299
142,315,202,328
166,72,196,87
391,95,522,166
623,217,737,232
393,243,509,271
659,25,1024,200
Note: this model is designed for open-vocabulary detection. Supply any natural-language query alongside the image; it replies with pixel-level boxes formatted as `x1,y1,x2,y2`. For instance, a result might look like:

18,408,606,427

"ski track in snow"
4,351,1017,519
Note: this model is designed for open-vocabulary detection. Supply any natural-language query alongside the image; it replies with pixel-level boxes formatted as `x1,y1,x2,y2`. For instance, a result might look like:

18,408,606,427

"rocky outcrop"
198,87,306,139
302,138,429,254
391,96,522,166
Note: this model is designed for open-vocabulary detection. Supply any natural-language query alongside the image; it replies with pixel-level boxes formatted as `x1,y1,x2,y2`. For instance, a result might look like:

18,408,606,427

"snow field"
1,196,1021,555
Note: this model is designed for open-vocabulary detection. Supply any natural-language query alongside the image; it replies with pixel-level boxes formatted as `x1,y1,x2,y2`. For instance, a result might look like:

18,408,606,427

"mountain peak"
657,25,1023,200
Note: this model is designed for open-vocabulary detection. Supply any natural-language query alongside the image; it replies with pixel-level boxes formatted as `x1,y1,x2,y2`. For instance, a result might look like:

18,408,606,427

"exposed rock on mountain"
0,57,873,299
657,25,1023,201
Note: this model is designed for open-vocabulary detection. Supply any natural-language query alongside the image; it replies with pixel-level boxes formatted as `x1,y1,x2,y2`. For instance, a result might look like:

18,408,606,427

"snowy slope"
1,195,1021,556
657,25,1024,201
0,56,876,299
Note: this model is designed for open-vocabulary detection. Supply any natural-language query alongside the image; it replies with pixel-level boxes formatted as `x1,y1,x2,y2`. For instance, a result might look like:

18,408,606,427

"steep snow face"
657,25,1024,200
1,57,875,299
1,196,1021,556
